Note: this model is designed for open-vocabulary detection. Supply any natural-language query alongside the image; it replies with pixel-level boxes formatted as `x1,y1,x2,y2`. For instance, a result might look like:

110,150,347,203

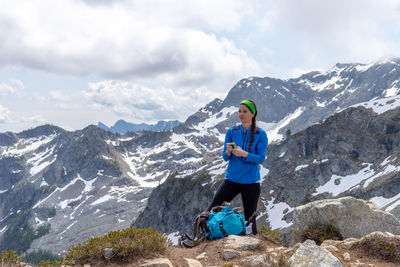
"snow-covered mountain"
1,58,400,254
98,119,181,133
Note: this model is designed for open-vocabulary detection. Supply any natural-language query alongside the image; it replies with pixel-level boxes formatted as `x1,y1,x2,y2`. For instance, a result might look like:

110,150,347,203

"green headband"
240,100,256,115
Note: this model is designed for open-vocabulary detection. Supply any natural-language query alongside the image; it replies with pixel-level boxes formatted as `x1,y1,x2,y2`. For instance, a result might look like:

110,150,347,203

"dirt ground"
121,235,400,267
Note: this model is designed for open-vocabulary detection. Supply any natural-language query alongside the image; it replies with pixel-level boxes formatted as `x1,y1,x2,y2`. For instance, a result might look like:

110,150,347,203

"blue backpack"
206,206,246,240
179,203,246,248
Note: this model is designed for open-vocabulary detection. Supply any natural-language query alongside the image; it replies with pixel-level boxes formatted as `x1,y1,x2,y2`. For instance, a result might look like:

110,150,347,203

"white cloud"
0,0,258,85
19,115,46,124
0,105,10,123
82,80,219,122
0,79,24,96
256,0,400,74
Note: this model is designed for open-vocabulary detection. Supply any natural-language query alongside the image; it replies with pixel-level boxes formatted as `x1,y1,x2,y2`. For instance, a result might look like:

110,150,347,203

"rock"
196,252,207,260
321,245,339,252
321,240,342,247
224,235,260,250
287,239,342,267
83,265,90,267
140,258,173,267
360,230,397,241
185,258,203,267
343,252,351,261
102,247,113,260
342,238,359,249
240,254,271,266
291,197,400,245
222,249,241,260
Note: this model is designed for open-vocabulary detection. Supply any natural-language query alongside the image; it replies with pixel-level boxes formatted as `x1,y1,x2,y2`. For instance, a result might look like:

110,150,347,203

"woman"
207,99,268,234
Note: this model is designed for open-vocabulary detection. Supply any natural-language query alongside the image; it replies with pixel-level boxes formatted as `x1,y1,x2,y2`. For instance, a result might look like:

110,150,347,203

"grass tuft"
301,223,343,245
258,226,283,245
356,233,400,262
65,227,168,264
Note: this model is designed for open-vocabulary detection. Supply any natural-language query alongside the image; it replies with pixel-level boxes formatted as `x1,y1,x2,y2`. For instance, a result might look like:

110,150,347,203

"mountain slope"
1,58,400,254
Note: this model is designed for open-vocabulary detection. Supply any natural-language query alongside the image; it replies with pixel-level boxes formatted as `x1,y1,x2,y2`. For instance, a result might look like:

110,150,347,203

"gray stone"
291,197,400,245
224,235,260,250
196,252,207,260
102,247,113,260
287,239,342,267
342,238,359,249
359,231,400,245
343,252,351,261
140,258,173,267
240,254,271,266
184,258,203,267
222,249,241,260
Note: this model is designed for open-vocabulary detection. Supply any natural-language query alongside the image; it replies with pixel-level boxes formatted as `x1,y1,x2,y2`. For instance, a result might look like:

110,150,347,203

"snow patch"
350,95,400,115
260,165,269,184
167,231,180,246
260,198,293,229
313,164,375,197
370,192,400,212
268,107,305,142
295,164,308,172
1,134,57,157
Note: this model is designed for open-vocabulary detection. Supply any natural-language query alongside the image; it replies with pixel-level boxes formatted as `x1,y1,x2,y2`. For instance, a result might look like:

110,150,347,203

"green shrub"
301,223,343,245
65,227,168,264
258,226,282,244
0,250,22,265
23,249,61,265
38,259,63,267
357,234,400,262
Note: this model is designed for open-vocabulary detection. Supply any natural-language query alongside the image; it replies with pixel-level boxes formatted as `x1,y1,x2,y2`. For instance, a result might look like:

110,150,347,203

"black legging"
207,179,260,221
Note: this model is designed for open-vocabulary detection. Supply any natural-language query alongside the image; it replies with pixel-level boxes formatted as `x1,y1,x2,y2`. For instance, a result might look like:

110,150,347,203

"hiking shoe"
181,238,196,248
251,221,257,235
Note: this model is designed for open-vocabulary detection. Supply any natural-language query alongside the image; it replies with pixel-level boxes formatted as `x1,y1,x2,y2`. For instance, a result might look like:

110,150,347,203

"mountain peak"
17,124,65,139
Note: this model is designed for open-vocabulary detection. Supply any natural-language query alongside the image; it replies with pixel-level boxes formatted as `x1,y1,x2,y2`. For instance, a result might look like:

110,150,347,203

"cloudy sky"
1,0,400,132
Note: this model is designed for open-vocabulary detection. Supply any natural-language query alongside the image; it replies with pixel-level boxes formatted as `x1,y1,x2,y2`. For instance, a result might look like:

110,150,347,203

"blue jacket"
223,124,268,184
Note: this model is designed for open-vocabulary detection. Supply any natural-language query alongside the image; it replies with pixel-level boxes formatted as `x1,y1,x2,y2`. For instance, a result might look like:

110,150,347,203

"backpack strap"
219,222,228,237
179,211,210,248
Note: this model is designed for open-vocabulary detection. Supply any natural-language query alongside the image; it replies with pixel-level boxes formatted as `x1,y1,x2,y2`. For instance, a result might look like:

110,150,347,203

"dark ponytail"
247,100,257,153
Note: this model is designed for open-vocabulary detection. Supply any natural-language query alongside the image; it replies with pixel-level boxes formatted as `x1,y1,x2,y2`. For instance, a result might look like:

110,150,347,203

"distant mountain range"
97,119,181,133
1,57,400,255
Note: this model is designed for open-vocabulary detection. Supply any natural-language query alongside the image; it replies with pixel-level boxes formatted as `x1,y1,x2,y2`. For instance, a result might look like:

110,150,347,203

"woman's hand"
226,143,233,156
232,146,248,158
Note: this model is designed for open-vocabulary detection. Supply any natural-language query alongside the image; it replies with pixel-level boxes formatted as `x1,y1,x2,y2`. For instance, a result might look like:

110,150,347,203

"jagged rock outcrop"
290,197,400,245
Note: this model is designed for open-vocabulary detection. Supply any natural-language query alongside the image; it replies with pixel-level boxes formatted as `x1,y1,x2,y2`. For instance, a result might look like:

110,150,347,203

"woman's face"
238,104,254,124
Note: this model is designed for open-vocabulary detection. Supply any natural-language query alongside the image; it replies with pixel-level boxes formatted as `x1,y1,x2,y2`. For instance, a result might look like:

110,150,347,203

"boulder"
240,255,271,266
291,197,400,245
184,258,203,267
223,235,260,250
287,239,342,267
222,249,241,260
